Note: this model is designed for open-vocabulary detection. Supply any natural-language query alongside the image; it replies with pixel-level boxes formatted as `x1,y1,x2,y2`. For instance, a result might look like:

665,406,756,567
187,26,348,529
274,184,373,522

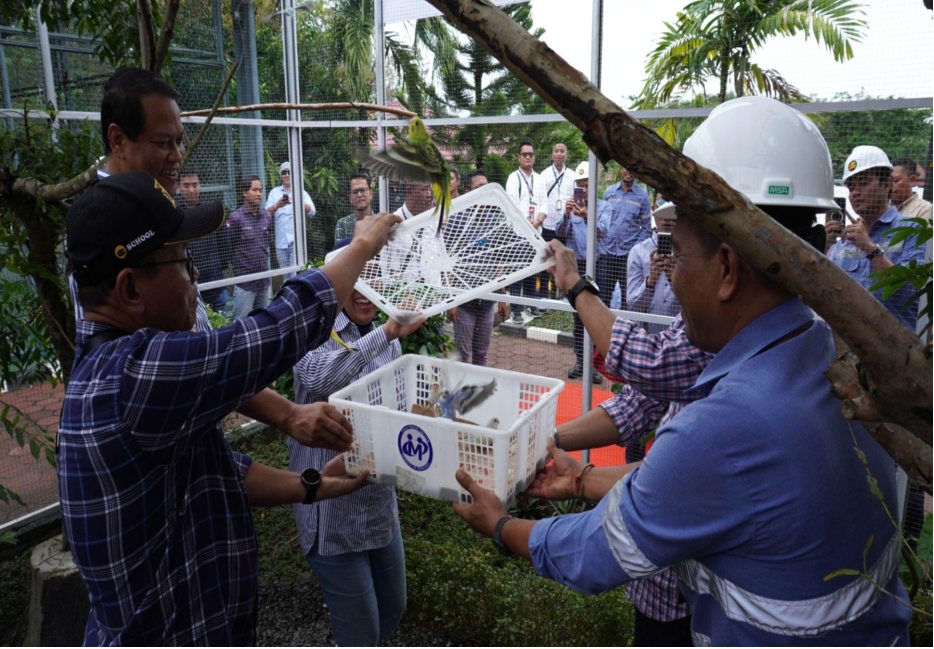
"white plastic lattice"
324,183,554,324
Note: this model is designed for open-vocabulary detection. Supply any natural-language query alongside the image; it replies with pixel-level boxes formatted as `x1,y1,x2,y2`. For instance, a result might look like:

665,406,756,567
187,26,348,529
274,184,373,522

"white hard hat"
280,161,291,174
681,96,837,213
842,145,892,182
653,202,676,222
574,161,589,181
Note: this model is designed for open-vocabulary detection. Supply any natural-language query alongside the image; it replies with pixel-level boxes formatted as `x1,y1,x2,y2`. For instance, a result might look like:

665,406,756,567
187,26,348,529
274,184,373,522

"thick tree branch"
180,102,417,119
422,0,932,449
136,0,156,72
178,60,239,173
153,0,181,75
3,164,99,204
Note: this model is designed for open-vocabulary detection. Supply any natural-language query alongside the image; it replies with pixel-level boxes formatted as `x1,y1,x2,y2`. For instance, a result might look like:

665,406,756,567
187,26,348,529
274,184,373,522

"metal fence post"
281,0,305,271
375,0,388,213
35,5,57,111
581,0,604,465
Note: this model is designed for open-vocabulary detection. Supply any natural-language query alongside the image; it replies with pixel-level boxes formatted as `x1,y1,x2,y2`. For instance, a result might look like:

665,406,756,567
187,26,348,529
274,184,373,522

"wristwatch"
301,468,322,504
493,515,515,556
553,427,561,450
566,274,600,310
867,245,884,260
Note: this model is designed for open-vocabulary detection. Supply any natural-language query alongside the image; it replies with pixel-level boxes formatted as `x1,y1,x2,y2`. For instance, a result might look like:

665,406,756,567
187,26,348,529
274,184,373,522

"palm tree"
636,0,867,108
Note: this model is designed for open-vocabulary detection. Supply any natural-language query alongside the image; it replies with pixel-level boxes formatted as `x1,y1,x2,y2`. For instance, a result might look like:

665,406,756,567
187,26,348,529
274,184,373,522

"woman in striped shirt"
289,281,424,646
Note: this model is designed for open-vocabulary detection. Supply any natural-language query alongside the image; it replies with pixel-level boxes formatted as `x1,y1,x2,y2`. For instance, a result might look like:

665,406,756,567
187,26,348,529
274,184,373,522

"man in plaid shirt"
59,172,400,645
552,313,712,646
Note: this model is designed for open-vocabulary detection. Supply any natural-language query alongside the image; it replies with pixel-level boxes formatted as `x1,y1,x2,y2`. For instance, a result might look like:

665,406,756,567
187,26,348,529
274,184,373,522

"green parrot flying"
355,116,451,237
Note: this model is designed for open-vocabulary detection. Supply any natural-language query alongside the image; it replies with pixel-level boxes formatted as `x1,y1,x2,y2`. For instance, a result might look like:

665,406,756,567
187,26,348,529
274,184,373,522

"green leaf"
824,568,860,581
0,530,15,545
917,514,933,563
29,438,40,460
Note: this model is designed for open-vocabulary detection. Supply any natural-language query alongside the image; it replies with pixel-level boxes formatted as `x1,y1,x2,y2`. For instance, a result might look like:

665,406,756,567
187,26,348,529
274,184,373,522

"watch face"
302,468,321,487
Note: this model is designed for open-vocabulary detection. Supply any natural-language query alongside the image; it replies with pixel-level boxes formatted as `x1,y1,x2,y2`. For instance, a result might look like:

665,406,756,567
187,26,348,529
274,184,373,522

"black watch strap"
493,515,515,557
301,468,321,505
567,275,599,310
867,245,884,260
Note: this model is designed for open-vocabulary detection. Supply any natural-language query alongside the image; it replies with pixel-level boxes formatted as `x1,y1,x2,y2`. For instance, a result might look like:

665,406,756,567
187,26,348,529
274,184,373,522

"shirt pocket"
834,255,862,273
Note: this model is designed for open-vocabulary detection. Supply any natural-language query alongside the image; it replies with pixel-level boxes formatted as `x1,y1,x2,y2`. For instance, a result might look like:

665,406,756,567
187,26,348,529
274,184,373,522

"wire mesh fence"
0,0,931,532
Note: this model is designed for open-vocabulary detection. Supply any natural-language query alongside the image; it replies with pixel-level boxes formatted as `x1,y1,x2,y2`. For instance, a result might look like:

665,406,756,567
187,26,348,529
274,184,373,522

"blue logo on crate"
398,424,433,471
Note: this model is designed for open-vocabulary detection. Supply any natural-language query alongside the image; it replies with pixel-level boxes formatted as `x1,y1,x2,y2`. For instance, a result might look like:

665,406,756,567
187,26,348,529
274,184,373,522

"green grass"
0,546,31,645
536,309,574,333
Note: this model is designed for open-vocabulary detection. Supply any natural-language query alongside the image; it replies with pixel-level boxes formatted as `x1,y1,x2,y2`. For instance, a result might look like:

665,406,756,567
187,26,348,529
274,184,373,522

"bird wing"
355,146,433,184
455,379,497,415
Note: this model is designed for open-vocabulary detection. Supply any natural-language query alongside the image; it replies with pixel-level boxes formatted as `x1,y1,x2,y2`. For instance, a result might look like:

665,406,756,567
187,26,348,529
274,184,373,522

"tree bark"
136,0,156,72
6,202,75,382
420,0,932,455
153,0,181,75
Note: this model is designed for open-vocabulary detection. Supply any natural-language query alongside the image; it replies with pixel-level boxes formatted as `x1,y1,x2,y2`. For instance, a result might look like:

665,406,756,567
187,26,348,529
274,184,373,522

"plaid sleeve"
599,315,713,403
231,450,253,480
599,384,668,447
119,269,338,452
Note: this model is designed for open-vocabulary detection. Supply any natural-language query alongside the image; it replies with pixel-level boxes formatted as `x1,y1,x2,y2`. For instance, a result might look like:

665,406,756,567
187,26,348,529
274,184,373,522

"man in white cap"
267,161,315,280
826,145,926,331
450,97,910,646
555,160,609,383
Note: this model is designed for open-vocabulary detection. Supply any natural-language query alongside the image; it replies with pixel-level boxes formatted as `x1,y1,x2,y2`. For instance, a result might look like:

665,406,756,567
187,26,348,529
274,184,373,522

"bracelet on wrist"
575,462,596,499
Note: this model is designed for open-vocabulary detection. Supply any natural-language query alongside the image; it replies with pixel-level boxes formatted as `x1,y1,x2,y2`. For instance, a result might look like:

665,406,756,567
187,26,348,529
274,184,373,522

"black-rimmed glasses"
350,188,370,196
134,249,196,282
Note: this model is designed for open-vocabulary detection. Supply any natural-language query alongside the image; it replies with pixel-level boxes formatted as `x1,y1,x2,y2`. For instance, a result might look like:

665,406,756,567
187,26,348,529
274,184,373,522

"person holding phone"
555,161,610,382
626,207,680,335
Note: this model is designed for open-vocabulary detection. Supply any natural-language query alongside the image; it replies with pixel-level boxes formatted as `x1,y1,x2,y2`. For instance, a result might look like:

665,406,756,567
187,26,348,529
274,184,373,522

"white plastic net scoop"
325,183,554,324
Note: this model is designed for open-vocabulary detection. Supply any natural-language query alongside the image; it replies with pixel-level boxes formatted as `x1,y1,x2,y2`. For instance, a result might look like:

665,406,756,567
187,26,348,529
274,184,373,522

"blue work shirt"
187,200,230,284
529,298,910,645
554,198,611,260
601,182,652,256
826,206,926,331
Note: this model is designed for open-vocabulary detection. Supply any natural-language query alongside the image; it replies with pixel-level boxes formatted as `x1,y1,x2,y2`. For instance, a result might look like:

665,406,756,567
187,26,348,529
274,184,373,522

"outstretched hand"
522,438,581,501
451,468,507,538
284,402,354,452
317,454,371,500
546,240,581,295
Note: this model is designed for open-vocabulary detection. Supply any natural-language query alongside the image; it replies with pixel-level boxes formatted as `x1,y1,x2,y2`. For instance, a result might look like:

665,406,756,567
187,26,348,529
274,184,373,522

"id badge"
529,205,536,218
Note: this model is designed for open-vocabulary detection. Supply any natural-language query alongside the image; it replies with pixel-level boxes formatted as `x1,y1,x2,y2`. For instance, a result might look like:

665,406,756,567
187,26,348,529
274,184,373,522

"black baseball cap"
68,171,225,285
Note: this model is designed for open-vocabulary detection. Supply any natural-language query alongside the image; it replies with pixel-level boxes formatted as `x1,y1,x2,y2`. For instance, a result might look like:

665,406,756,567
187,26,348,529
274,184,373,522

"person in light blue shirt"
449,96,909,647
555,161,608,383
827,146,926,331
267,161,315,281
599,168,652,309
626,207,680,335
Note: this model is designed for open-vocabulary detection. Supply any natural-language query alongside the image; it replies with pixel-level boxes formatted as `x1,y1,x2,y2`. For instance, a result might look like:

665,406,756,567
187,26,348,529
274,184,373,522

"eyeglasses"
350,188,370,196
519,152,535,158
134,249,196,282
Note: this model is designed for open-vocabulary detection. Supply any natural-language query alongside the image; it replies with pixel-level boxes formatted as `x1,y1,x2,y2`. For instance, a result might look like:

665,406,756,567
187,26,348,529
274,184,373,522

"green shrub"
241,435,635,645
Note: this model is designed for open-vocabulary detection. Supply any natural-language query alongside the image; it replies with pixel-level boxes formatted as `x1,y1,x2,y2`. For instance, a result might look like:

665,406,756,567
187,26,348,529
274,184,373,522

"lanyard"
516,171,534,201
546,167,566,197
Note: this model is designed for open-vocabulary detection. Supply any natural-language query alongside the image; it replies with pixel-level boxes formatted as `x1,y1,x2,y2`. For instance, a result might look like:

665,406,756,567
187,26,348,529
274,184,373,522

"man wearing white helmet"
555,161,610,383
267,161,316,280
826,146,926,331
450,96,910,646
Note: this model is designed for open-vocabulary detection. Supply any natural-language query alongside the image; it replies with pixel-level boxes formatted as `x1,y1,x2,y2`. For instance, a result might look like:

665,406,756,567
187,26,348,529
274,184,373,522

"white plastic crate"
324,183,554,324
329,354,564,506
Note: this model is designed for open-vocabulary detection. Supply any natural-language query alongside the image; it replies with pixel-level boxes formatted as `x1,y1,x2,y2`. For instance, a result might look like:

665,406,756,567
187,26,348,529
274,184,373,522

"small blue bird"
438,378,498,421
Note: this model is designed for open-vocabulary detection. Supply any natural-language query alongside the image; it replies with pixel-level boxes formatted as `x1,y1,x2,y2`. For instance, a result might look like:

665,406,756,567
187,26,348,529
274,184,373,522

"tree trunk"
735,44,747,98
420,0,932,483
10,204,75,383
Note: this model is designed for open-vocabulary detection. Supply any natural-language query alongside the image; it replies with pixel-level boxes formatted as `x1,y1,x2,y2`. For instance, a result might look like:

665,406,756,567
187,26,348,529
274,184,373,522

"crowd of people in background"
57,64,931,648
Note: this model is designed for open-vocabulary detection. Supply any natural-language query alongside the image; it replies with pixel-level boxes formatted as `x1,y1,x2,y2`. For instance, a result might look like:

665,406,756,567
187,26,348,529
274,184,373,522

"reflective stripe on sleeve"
601,479,661,578
675,531,901,637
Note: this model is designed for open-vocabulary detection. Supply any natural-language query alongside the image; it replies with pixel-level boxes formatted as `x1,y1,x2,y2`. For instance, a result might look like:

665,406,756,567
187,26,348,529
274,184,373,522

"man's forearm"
581,464,639,503
574,290,616,356
238,388,294,431
556,407,621,452
244,461,304,506
501,518,536,561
